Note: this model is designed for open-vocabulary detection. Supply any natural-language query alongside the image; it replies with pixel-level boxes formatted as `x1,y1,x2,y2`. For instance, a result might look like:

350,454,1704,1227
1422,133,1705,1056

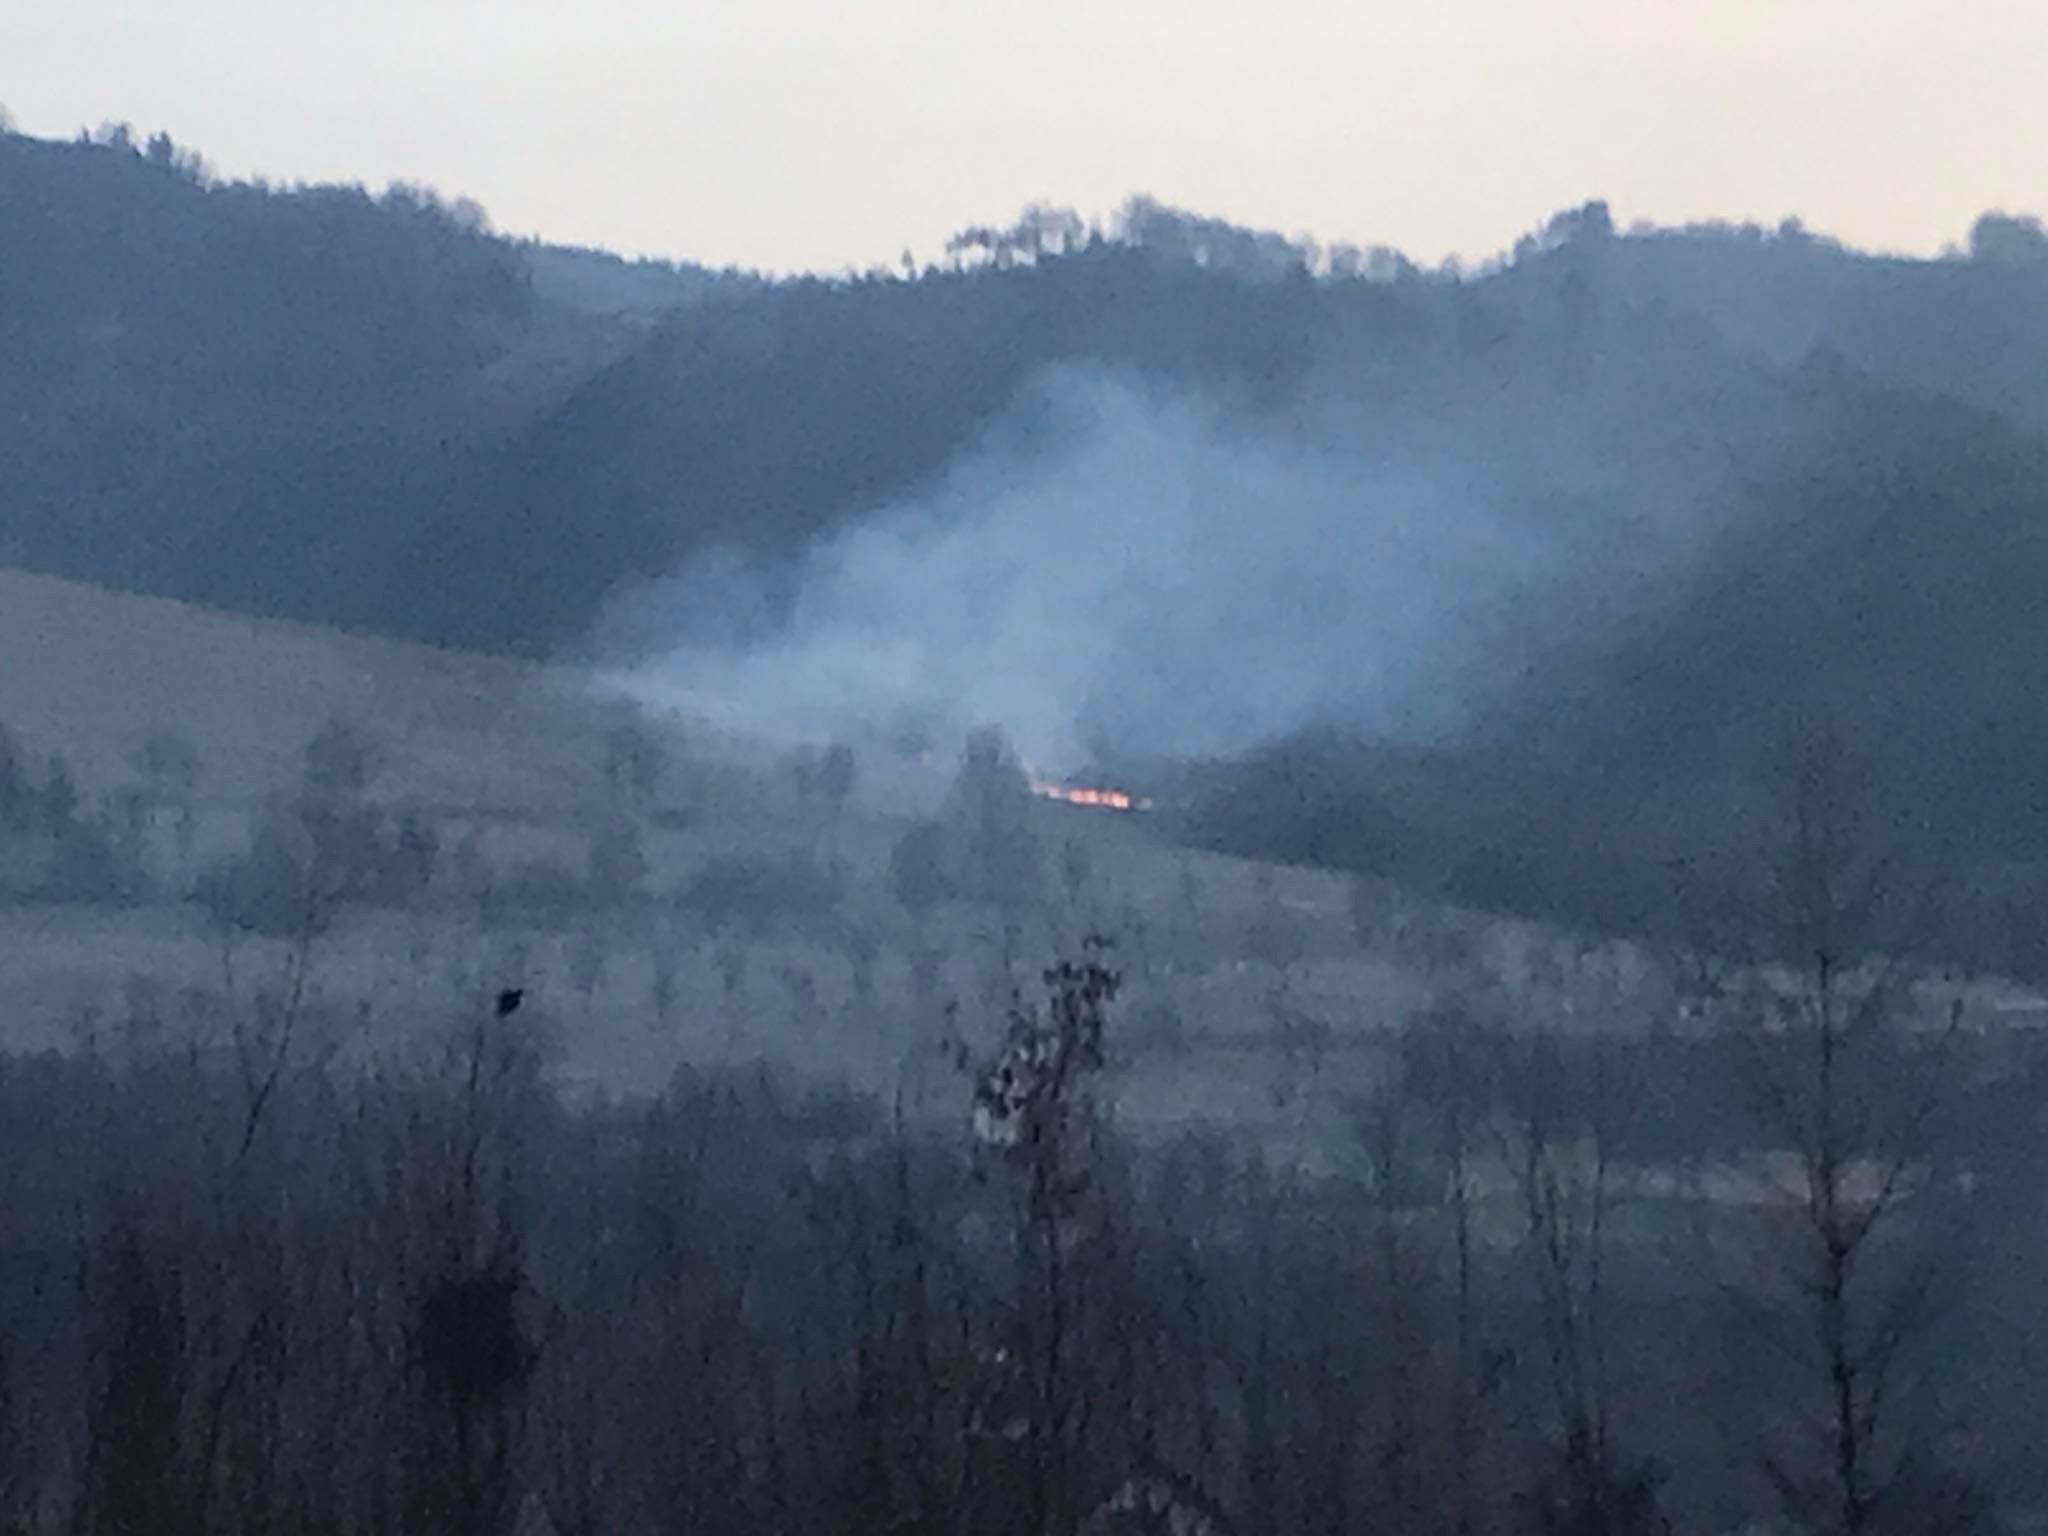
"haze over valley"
2,107,2047,1535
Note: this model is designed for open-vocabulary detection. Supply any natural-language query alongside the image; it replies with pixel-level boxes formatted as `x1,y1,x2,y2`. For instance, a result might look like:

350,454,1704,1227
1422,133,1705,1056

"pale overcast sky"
6,0,2042,274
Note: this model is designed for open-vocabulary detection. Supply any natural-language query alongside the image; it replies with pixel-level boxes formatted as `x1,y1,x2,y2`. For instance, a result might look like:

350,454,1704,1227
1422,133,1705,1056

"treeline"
0,706,1090,1034
0,726,163,906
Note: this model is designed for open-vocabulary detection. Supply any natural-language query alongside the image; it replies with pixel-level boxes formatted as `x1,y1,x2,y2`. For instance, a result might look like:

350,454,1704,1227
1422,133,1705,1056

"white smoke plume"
598,363,1710,774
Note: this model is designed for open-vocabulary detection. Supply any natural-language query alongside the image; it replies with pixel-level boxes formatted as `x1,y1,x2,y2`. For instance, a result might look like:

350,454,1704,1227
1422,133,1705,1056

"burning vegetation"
1027,776,1153,813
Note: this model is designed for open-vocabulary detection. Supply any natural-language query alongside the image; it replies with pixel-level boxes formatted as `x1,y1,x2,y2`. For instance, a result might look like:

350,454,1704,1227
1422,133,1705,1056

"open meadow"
0,565,1449,1141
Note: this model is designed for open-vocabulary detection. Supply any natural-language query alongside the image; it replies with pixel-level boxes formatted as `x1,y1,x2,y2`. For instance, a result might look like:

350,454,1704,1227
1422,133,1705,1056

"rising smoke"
600,363,1716,773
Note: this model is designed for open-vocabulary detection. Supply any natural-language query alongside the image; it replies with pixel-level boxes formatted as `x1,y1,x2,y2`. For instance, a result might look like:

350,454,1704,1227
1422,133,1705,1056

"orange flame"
1028,778,1153,813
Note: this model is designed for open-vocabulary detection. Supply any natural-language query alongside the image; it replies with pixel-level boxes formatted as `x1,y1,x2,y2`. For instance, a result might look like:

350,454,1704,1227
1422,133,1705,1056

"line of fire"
1026,776,1154,813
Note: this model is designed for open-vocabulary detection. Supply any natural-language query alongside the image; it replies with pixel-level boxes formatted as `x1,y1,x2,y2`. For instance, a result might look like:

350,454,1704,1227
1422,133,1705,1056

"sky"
6,0,2043,275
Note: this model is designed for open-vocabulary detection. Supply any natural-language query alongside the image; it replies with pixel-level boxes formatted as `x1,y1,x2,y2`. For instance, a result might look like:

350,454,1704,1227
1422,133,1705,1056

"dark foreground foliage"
0,927,2034,1536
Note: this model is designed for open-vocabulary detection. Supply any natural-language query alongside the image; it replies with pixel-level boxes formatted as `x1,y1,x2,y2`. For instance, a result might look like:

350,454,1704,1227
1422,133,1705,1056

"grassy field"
0,565,646,810
7,562,2011,1166
0,567,1521,1135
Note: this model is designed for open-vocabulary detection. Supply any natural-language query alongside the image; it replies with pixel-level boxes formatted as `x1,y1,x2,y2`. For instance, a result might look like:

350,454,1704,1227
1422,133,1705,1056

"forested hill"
0,124,741,640
9,120,2048,959
11,120,2048,660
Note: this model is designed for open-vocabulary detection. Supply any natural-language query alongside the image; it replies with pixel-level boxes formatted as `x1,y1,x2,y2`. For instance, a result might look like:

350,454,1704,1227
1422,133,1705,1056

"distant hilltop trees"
10,122,2048,963
7,117,2045,670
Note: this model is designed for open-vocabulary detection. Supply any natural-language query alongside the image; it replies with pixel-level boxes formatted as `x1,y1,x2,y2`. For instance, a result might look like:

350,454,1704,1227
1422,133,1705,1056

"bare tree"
302,719,378,809
1397,999,1496,1536
1703,733,1983,1536
588,815,648,901
601,709,666,815
818,741,858,808
649,929,680,1022
1247,867,1305,1001
133,727,201,874
891,820,954,917
1344,1086,1442,1535
792,740,858,822
969,939,1121,1536
948,725,1044,916
0,725,29,840
1494,955,1668,1536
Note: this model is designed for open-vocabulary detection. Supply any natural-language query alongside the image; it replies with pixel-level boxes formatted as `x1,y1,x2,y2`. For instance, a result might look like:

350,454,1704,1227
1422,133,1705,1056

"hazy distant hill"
8,121,2048,962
